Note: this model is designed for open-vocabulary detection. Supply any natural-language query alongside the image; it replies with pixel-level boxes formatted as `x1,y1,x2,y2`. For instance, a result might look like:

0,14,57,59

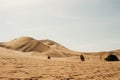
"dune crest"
2,36,50,52
1,36,79,57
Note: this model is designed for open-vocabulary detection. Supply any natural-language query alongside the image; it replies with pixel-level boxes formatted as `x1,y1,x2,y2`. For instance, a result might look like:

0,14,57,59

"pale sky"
0,0,120,52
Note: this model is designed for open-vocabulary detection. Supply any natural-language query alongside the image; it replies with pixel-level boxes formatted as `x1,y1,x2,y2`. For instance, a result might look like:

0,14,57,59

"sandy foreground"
0,49,120,80
0,37,120,80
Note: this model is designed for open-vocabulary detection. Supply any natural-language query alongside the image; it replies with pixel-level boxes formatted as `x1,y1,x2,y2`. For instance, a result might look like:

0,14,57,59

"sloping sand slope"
0,47,120,80
2,37,50,52
1,36,79,57
0,36,120,59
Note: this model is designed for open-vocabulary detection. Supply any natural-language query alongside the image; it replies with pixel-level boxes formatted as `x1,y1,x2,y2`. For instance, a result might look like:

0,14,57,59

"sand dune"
2,37,50,52
40,39,68,50
0,36,120,80
0,36,120,59
1,36,79,57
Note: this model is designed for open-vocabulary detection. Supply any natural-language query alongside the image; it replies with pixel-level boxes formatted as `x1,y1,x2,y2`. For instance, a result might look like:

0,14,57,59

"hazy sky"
0,0,120,52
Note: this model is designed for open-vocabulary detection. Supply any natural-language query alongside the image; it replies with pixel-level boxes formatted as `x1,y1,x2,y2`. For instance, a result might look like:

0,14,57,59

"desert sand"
0,36,120,80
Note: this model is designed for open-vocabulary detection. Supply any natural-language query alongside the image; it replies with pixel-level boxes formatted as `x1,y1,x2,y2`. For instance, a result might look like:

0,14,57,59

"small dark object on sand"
80,55,85,61
105,55,119,61
47,56,51,60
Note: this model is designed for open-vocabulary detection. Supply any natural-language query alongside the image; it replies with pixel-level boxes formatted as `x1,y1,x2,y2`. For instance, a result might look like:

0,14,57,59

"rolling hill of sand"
0,36,79,57
1,37,50,52
0,36,120,80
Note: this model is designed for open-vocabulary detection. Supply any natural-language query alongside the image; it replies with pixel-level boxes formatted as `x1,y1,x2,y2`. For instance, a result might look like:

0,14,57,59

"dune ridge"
2,37,50,52
0,36,79,57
